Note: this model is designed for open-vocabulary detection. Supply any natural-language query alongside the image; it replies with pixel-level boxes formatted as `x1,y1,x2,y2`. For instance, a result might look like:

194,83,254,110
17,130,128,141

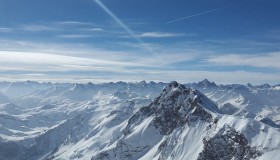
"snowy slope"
190,79,280,126
0,81,160,159
0,81,279,159
90,81,280,160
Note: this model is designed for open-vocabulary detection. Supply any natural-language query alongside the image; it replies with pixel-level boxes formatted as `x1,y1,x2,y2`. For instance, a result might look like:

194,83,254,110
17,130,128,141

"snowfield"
0,80,279,160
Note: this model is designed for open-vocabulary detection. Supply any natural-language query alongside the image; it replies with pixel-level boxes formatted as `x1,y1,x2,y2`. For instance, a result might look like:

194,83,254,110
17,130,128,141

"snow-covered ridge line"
91,81,280,160
0,79,280,89
0,80,279,159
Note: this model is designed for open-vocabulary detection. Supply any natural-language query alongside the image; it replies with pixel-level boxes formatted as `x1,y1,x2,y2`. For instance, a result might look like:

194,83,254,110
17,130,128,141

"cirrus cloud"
137,32,185,38
206,53,280,69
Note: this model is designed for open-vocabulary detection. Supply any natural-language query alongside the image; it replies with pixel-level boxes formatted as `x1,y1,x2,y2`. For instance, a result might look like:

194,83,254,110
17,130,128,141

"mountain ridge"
90,81,278,160
0,80,279,159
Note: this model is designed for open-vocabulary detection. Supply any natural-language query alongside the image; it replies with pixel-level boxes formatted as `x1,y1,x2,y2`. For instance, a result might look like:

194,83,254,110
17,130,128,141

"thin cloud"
55,21,93,26
0,50,134,73
94,0,153,54
166,0,250,24
0,40,199,76
58,35,92,38
54,21,104,32
0,28,13,32
207,53,280,69
117,70,280,85
137,32,185,38
94,0,142,42
89,28,104,31
1,68,279,85
0,39,279,84
20,24,58,32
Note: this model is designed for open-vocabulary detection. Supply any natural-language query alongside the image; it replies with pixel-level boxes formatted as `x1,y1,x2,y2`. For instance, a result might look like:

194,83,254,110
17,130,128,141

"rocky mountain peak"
155,81,220,113
197,79,217,88
125,81,220,135
162,81,186,93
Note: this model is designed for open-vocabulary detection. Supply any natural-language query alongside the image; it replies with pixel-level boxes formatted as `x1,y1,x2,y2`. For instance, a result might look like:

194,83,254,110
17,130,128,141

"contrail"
166,1,250,24
94,0,153,53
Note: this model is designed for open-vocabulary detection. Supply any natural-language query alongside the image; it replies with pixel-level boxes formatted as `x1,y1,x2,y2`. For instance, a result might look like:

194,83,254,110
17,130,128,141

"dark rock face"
198,125,262,160
260,117,280,128
91,152,110,160
124,81,219,135
219,103,239,115
197,79,218,89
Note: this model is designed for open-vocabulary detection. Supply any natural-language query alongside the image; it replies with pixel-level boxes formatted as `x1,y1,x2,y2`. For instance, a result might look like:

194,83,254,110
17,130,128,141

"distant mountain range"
0,80,279,160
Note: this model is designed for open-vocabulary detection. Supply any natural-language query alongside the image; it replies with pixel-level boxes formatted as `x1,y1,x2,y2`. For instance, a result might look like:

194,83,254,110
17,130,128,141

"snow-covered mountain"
0,80,279,159
189,79,280,126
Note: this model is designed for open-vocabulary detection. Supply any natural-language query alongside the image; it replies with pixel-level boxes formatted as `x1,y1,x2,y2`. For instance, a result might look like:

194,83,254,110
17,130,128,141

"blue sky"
0,0,280,84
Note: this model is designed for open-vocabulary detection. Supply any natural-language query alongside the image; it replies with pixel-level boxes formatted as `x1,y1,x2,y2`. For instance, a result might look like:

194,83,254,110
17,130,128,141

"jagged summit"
158,81,220,114
124,81,220,135
197,79,217,88
257,83,272,89
139,80,147,84
163,81,186,91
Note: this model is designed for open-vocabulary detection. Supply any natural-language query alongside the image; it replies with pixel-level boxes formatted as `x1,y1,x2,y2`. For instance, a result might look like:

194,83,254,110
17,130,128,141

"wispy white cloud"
0,39,200,80
0,50,136,75
53,21,106,32
205,39,278,48
116,70,280,85
0,28,13,32
94,0,154,54
166,7,229,24
55,21,93,26
166,1,249,24
135,52,197,66
88,28,104,31
137,32,185,38
57,34,92,38
1,21,101,35
1,67,279,85
20,24,58,32
5,21,105,33
207,53,280,69
0,39,279,84
0,42,197,71
0,50,132,66
94,0,141,42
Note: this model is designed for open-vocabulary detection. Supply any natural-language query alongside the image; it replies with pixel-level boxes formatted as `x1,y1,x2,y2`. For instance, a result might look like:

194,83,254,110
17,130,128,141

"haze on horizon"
0,0,279,84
